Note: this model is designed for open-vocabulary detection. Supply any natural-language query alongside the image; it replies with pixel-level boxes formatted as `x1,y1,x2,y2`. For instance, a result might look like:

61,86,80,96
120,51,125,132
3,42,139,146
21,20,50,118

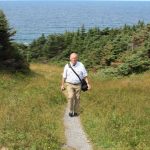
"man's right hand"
61,85,65,91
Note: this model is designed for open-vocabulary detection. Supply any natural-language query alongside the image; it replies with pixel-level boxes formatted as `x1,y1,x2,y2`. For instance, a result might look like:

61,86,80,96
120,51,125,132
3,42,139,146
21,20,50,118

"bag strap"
68,63,82,83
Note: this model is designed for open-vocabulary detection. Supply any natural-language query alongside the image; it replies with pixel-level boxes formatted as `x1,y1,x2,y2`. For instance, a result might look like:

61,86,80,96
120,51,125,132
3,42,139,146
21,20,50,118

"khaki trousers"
65,82,81,113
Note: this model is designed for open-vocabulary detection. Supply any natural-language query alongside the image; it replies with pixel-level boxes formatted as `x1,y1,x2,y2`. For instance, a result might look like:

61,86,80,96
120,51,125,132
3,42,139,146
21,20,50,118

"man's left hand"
87,84,91,90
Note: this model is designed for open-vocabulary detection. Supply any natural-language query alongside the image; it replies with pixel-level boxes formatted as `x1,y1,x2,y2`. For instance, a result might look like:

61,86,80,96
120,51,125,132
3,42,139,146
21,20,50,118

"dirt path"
31,64,92,150
63,103,93,150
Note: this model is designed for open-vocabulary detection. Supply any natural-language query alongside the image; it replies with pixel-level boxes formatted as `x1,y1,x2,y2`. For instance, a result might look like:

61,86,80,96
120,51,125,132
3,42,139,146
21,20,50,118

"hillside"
0,64,149,149
0,64,66,149
1,9,149,75
22,21,150,76
0,9,150,150
81,70,150,149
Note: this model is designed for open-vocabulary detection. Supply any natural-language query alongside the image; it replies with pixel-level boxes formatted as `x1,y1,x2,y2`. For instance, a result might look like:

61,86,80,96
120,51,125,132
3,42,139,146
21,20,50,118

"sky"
1,0,150,1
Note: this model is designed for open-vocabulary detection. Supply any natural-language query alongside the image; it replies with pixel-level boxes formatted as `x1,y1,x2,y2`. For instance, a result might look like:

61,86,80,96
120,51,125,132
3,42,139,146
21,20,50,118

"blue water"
0,1,150,43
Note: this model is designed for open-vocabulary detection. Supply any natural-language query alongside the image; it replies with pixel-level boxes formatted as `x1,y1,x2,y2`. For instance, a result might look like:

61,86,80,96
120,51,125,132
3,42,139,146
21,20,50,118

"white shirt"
63,61,88,84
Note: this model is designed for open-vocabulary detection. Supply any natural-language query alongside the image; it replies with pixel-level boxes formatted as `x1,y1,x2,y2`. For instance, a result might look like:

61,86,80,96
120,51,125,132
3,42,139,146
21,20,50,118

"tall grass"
0,64,66,149
80,71,150,150
1,63,149,150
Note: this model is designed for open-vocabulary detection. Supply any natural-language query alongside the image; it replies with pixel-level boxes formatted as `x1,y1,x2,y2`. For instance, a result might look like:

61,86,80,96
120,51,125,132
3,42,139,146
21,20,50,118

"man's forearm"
84,76,91,89
84,77,89,84
62,78,65,86
61,78,66,90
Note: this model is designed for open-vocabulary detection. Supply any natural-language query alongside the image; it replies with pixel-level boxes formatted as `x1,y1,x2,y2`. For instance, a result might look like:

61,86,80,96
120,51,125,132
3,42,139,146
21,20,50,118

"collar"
70,61,78,67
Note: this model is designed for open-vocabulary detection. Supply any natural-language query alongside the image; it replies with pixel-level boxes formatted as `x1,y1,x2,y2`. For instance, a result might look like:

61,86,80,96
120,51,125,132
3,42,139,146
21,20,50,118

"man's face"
70,54,78,65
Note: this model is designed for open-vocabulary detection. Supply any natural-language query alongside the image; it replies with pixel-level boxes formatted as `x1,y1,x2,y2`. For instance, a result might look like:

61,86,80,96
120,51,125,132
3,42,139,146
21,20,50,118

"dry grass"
0,63,66,150
0,63,149,150
80,71,150,150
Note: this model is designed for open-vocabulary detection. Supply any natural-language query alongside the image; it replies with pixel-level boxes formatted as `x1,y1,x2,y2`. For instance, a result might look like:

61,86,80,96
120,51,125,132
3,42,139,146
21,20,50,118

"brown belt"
66,82,81,85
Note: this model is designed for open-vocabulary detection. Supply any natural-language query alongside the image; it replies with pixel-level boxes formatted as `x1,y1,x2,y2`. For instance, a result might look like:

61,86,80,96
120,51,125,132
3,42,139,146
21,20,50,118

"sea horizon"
0,1,150,43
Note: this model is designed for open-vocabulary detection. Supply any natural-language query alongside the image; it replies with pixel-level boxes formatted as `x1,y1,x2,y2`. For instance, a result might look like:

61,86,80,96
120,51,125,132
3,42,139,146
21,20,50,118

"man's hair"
70,53,78,58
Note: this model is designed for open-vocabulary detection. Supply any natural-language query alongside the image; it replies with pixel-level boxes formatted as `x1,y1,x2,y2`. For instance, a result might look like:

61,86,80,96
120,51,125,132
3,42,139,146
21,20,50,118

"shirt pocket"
76,70,83,76
67,69,73,75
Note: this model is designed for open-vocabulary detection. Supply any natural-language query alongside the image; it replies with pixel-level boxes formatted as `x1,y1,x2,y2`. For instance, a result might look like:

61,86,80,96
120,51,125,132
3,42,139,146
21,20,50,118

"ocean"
0,1,150,43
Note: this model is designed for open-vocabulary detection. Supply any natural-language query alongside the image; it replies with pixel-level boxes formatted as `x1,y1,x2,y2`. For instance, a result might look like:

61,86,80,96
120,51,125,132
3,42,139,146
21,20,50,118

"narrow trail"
31,64,93,150
63,103,93,150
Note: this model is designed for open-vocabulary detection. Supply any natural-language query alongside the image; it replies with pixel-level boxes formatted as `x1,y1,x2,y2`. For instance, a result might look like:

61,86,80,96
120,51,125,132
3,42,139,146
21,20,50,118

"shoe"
74,112,79,117
69,112,74,117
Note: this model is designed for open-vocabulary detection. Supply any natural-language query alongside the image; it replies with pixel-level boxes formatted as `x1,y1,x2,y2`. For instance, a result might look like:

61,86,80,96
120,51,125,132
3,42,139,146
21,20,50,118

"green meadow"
1,7,150,150
81,71,150,150
0,64,66,150
0,63,149,150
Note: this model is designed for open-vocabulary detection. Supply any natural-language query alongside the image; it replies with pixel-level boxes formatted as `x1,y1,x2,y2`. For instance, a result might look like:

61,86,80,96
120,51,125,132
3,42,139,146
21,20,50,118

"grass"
0,63,149,150
80,71,150,150
0,63,66,150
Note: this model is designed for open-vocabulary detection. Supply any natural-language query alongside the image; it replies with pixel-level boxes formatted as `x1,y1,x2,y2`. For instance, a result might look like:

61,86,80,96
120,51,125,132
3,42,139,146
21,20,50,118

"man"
61,53,91,117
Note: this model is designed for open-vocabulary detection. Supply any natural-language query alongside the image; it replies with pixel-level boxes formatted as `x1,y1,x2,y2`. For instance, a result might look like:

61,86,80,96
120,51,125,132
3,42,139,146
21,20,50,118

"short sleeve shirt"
63,61,88,84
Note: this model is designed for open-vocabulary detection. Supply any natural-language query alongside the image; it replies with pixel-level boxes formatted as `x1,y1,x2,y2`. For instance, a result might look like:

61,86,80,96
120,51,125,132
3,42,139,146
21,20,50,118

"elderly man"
61,53,90,117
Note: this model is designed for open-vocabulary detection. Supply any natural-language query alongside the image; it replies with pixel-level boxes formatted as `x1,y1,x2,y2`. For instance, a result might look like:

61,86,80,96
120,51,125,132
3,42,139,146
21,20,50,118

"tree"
0,10,29,72
27,21,150,76
0,10,16,60
80,24,86,39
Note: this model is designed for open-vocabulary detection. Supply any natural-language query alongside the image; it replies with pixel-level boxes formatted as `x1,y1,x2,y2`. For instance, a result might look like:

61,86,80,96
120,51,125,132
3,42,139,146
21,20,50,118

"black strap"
68,63,82,83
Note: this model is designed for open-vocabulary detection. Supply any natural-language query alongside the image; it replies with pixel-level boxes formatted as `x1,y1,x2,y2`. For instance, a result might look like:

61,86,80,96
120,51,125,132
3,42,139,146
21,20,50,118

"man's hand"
61,85,65,91
87,84,91,90
84,77,91,90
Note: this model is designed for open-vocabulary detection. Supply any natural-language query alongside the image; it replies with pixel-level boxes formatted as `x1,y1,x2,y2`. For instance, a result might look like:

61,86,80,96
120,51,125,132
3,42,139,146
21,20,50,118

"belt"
66,82,81,85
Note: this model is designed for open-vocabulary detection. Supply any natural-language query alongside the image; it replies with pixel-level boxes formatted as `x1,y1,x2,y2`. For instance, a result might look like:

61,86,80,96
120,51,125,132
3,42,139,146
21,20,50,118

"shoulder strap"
68,63,82,82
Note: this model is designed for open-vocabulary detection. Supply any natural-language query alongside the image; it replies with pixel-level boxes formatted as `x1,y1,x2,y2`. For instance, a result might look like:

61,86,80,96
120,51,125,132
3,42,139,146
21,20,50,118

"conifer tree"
0,10,16,60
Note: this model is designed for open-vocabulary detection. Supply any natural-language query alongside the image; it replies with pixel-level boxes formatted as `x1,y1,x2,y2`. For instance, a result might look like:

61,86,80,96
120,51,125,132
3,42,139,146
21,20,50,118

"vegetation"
0,64,66,149
0,10,29,72
25,22,150,76
0,10,150,149
1,9,149,75
0,63,149,149
80,71,150,149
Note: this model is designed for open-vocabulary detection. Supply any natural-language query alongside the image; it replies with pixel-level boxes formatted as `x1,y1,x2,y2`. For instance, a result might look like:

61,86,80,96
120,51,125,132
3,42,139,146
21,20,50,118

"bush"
118,50,150,75
100,67,118,77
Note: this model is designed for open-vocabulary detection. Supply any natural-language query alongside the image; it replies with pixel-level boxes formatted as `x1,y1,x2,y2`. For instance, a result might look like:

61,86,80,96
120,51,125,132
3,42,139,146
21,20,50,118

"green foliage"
26,21,150,76
0,10,16,60
0,10,29,72
1,9,149,75
118,49,150,75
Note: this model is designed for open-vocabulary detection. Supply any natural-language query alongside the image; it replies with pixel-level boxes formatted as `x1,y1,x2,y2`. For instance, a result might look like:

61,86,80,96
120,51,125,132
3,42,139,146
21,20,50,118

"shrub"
118,50,150,75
